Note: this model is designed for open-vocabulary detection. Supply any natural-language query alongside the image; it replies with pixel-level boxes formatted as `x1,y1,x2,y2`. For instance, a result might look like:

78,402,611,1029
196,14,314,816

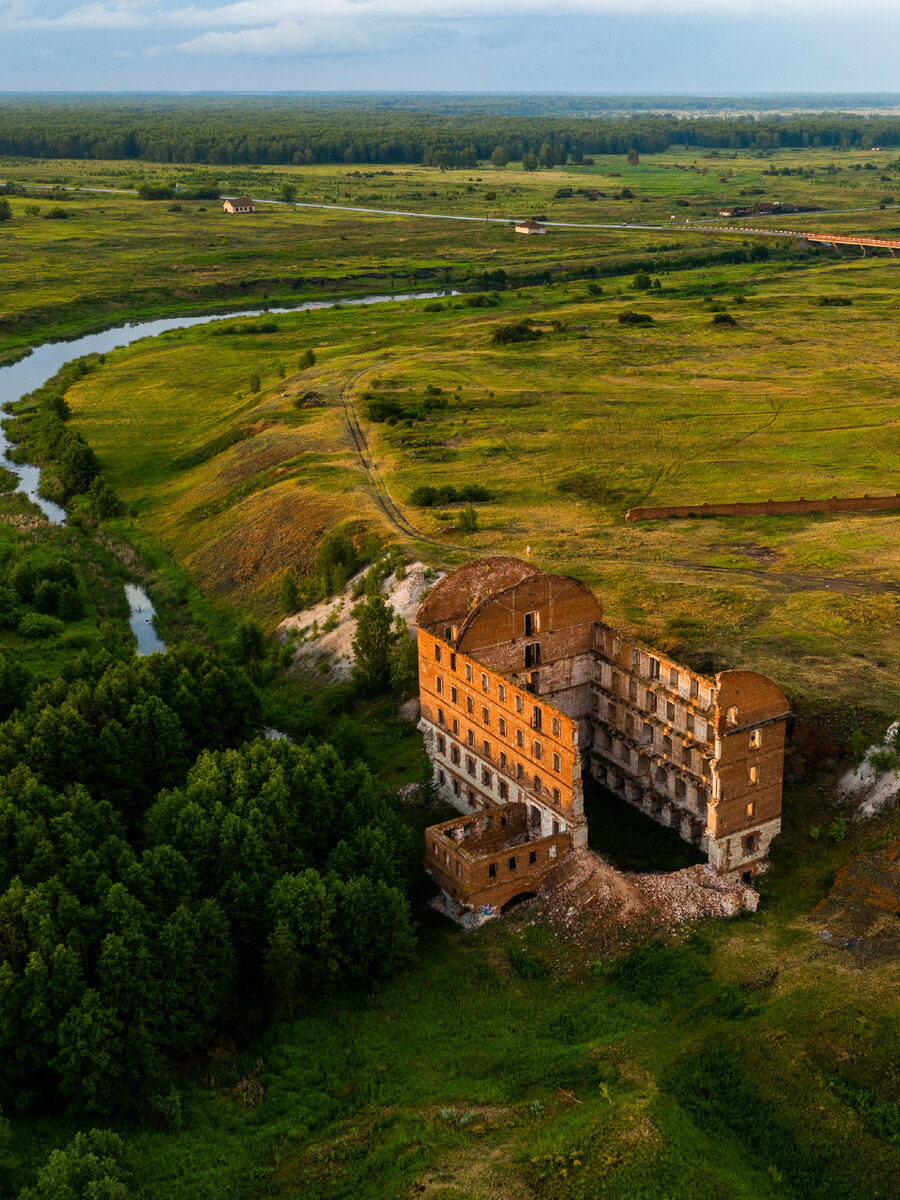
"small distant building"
223,198,255,214
515,219,547,235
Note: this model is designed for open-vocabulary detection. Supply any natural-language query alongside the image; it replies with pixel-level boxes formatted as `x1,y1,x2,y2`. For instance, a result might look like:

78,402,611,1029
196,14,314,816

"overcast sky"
2,0,900,93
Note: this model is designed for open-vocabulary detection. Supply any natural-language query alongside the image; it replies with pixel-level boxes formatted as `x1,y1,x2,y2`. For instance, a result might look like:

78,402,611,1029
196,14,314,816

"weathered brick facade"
419,559,790,918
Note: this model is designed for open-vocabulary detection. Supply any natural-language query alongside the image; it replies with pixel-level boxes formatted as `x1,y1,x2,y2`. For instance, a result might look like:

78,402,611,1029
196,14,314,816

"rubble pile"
812,840,900,962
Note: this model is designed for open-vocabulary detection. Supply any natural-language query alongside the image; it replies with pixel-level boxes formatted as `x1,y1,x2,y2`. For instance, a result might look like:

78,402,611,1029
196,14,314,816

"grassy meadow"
4,145,900,359
63,245,900,720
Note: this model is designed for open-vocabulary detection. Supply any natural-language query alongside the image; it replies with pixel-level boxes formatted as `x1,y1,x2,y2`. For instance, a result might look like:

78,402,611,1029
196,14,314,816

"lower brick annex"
417,558,790,918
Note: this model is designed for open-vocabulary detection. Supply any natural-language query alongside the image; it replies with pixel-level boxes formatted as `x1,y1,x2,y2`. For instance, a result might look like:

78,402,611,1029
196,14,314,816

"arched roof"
417,557,540,634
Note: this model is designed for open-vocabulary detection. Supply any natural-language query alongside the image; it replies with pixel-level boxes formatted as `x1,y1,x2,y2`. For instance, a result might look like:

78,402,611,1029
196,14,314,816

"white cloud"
175,15,367,53
9,1,152,30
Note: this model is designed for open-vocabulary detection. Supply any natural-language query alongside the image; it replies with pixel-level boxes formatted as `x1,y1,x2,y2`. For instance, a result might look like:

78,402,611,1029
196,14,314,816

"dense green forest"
1,96,900,166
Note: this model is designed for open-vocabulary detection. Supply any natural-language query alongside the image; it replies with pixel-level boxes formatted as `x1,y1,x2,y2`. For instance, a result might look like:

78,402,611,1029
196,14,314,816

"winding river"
0,289,451,654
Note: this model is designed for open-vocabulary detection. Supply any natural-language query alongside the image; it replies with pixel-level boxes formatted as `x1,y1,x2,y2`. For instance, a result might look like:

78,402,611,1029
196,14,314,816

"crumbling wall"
626,493,900,522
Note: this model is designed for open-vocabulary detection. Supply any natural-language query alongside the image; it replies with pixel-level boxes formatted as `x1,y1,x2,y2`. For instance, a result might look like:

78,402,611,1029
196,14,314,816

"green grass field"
61,245,900,719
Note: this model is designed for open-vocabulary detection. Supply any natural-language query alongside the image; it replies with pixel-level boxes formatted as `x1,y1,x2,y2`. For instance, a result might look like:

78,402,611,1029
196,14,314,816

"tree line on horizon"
0,98,899,167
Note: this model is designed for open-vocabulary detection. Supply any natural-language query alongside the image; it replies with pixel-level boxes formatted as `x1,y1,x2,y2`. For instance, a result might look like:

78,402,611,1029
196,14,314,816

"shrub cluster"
491,320,541,345
408,483,490,507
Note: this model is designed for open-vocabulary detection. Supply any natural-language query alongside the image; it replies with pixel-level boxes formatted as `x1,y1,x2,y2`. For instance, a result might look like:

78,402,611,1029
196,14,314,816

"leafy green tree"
280,572,299,614
298,348,316,370
627,148,640,166
18,1129,133,1200
522,152,538,172
265,870,338,1011
0,200,11,222
458,504,478,534
490,146,508,168
87,476,124,520
352,595,396,695
390,616,418,694
279,182,297,203
56,432,100,497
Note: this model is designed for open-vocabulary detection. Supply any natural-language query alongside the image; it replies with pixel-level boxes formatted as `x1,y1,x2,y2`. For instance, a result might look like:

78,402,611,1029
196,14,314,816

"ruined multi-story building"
418,558,790,916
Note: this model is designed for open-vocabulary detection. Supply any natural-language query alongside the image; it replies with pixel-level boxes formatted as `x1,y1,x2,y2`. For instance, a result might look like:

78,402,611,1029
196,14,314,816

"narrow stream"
0,289,452,657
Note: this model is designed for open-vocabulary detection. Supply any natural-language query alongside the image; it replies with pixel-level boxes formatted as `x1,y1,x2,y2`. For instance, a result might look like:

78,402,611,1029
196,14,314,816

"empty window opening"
499,751,507,769
641,723,652,745
435,676,443,695
498,717,507,736
466,757,476,776
675,779,686,799
437,735,446,754
663,735,673,754
744,833,759,855
450,652,456,671
625,714,634,737
690,677,699,700
434,644,442,662
515,695,524,713
482,706,490,725
438,769,445,785
666,701,676,723
508,856,518,871
608,703,618,726
481,672,489,693
749,729,762,749
533,741,543,761
450,746,460,765
468,790,476,808
549,844,558,858
655,766,667,785
629,679,638,702
465,663,473,682
524,611,541,636
669,667,679,687
517,763,525,782
726,706,739,726
482,769,492,787
489,862,498,878
552,752,561,773
437,708,445,727
552,787,561,806
683,748,692,768
451,686,458,704
526,672,540,694
525,642,541,668
482,739,491,758
466,696,474,714
552,717,561,736
452,718,459,736
552,819,560,835
646,690,655,710
499,781,509,800
649,657,660,680
530,805,541,827
748,766,759,785
497,683,507,702
516,729,525,747
533,774,542,793
610,671,620,694
529,850,538,865
686,713,695,734
746,801,756,819
467,730,474,747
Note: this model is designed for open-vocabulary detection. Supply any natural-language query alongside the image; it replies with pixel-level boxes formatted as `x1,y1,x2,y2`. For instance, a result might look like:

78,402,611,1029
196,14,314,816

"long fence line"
625,494,900,522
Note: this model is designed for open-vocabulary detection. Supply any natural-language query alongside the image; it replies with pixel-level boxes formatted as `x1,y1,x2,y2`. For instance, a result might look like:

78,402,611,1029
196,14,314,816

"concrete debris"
533,849,758,943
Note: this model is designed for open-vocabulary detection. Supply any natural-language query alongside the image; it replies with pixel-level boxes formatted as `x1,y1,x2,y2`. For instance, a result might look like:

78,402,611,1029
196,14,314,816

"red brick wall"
418,628,580,820
626,494,900,522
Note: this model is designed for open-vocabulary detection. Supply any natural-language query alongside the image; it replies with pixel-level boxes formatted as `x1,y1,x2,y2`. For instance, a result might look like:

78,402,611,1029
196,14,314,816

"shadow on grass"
582,775,706,873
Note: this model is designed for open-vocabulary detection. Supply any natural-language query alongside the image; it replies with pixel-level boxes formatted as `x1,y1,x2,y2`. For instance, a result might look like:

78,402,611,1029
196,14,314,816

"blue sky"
2,1,899,93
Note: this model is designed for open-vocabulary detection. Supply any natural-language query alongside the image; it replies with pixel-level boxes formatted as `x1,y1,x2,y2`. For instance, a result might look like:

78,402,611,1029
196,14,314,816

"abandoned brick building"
417,558,790,916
